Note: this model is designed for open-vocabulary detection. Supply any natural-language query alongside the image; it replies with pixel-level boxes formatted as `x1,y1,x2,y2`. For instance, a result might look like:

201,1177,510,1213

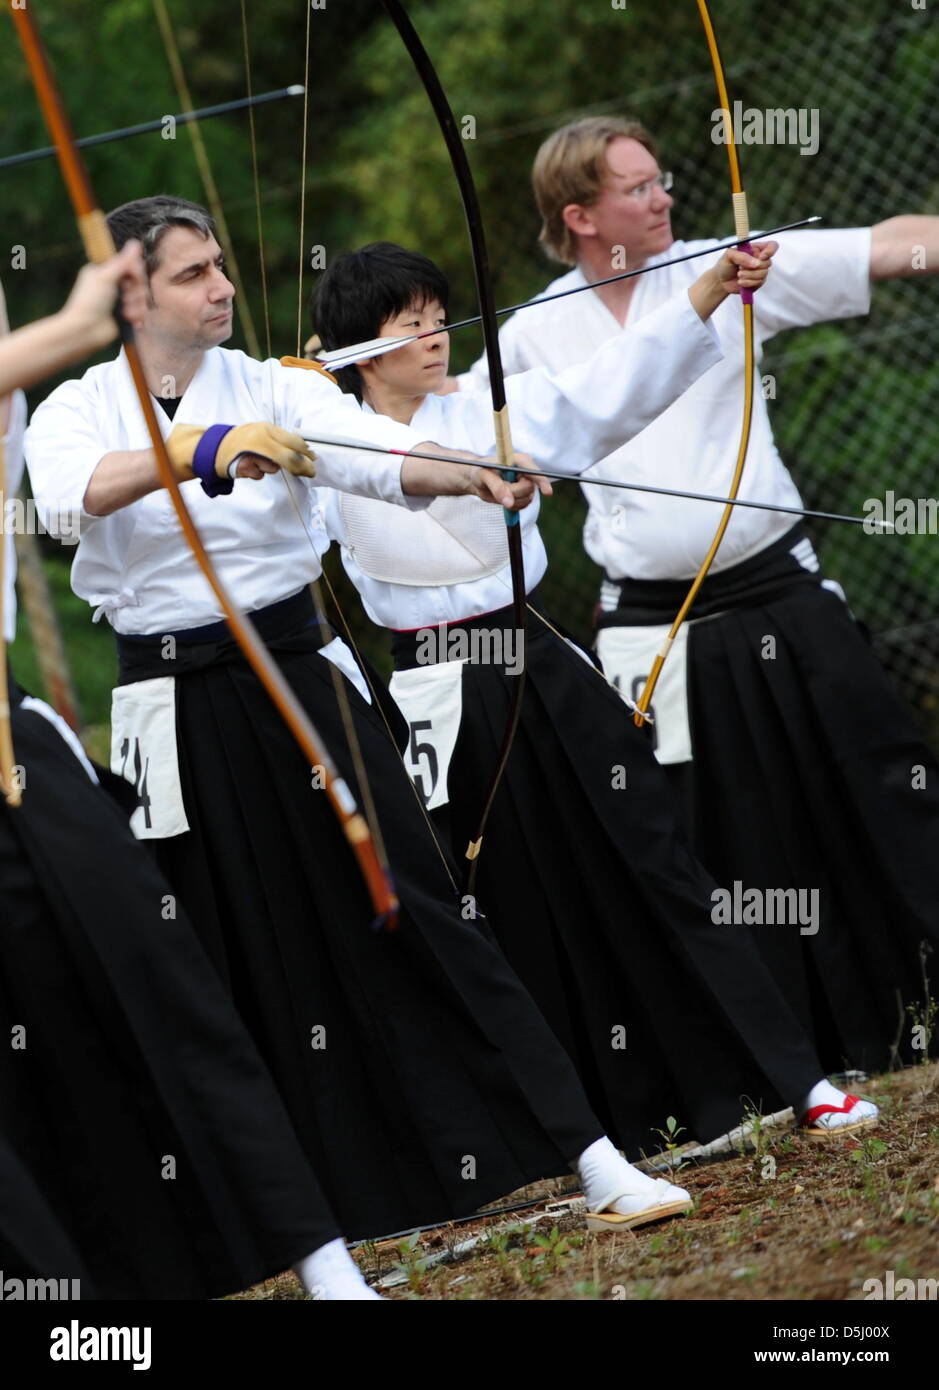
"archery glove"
167,421,317,497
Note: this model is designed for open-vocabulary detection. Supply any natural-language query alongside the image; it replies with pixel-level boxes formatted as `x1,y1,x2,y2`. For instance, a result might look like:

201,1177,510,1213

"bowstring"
280,474,459,896
0,429,20,806
407,498,628,698
267,5,403,890
151,0,262,360
328,474,630,870
0,279,19,800
240,0,272,360
296,1,312,359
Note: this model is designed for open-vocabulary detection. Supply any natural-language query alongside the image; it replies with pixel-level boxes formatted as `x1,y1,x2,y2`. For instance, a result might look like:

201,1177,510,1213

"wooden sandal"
585,1178,693,1232
798,1094,879,1141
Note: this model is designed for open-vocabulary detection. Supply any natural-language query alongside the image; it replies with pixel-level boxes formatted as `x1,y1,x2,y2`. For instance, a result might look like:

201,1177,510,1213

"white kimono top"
458,229,872,581
326,288,723,630
24,347,429,635
3,389,26,643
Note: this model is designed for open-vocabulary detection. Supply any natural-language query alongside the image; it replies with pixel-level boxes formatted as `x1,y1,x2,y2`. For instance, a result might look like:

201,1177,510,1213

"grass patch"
230,1062,939,1302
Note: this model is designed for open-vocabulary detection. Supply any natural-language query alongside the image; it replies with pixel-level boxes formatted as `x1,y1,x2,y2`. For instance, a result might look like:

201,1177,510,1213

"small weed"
440,1222,461,1262
850,1137,889,1165
572,1280,601,1299
652,1116,687,1167
862,1235,888,1252
739,1103,771,1162
530,1225,575,1276
394,1231,430,1296
906,943,937,1066
481,1224,519,1276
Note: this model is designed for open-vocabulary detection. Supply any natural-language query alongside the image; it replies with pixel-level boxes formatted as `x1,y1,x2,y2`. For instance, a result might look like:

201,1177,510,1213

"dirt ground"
233,1060,939,1301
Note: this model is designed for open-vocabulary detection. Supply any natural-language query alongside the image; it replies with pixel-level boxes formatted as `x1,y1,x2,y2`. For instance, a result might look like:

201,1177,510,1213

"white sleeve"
3,390,27,643
273,364,431,508
442,291,723,475
25,378,109,538
456,349,491,394
320,487,344,545
752,227,872,336
658,231,872,337
3,389,27,496
454,310,532,392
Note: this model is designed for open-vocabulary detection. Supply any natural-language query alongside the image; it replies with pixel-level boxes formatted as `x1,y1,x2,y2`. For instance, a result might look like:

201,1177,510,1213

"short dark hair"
311,242,450,397
107,196,217,277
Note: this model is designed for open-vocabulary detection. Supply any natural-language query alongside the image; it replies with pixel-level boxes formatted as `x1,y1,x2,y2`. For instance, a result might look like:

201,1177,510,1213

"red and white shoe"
798,1094,879,1141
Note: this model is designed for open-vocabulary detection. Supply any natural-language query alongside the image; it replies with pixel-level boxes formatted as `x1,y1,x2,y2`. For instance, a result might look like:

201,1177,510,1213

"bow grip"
493,403,521,528
733,190,755,306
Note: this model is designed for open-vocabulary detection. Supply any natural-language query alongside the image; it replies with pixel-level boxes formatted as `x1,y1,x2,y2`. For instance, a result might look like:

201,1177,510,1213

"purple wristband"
192,424,236,497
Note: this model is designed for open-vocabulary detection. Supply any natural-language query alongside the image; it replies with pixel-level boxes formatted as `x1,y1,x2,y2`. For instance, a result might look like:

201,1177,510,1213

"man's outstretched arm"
870,215,939,280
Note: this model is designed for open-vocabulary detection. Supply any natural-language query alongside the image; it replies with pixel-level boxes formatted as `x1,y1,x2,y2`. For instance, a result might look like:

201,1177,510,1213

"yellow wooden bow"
633,0,757,729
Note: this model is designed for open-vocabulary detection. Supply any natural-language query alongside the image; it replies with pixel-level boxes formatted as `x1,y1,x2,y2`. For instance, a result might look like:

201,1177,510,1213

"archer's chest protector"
338,492,510,586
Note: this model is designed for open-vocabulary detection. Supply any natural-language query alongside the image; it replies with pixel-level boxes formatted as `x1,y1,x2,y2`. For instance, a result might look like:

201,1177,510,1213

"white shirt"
3,389,27,643
25,348,427,634
326,289,723,629
458,229,872,580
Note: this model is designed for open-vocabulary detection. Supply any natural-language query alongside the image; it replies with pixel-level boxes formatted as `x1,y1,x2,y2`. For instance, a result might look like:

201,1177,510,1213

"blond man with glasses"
453,114,939,1083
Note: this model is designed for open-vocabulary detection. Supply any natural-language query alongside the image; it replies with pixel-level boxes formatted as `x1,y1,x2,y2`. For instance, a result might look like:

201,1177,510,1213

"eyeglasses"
621,171,673,201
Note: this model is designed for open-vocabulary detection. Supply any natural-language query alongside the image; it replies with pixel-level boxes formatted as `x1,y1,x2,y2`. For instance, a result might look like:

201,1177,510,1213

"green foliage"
530,1223,576,1276
393,1229,429,1295
652,1114,687,1165
4,0,939,739
850,1137,890,1164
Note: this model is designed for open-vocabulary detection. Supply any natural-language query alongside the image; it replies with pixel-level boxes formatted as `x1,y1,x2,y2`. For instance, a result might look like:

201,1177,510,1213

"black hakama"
1,685,340,1298
599,523,939,1076
0,1133,92,1292
115,591,603,1243
390,600,825,1159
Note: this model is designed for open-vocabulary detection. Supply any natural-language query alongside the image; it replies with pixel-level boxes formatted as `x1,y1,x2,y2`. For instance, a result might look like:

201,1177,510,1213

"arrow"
0,85,305,171
319,215,821,370
301,436,894,532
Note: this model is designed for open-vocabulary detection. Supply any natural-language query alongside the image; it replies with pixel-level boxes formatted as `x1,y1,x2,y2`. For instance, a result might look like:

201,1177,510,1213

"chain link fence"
454,0,939,747
459,3,939,744
9,0,939,750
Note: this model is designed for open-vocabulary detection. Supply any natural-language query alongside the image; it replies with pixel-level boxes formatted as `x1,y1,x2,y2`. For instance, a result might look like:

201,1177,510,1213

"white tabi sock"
574,1136,689,1217
294,1237,382,1300
801,1079,878,1130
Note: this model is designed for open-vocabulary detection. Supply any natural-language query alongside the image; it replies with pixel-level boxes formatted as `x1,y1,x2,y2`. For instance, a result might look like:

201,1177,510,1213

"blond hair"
533,116,658,266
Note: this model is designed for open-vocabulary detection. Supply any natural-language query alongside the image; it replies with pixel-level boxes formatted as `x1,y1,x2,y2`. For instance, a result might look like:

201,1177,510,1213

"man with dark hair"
25,195,729,1241
454,115,939,1078
0,251,386,1300
107,195,217,279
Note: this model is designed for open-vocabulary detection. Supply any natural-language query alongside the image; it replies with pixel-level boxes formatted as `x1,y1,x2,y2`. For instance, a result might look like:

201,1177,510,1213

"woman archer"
313,239,879,1159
